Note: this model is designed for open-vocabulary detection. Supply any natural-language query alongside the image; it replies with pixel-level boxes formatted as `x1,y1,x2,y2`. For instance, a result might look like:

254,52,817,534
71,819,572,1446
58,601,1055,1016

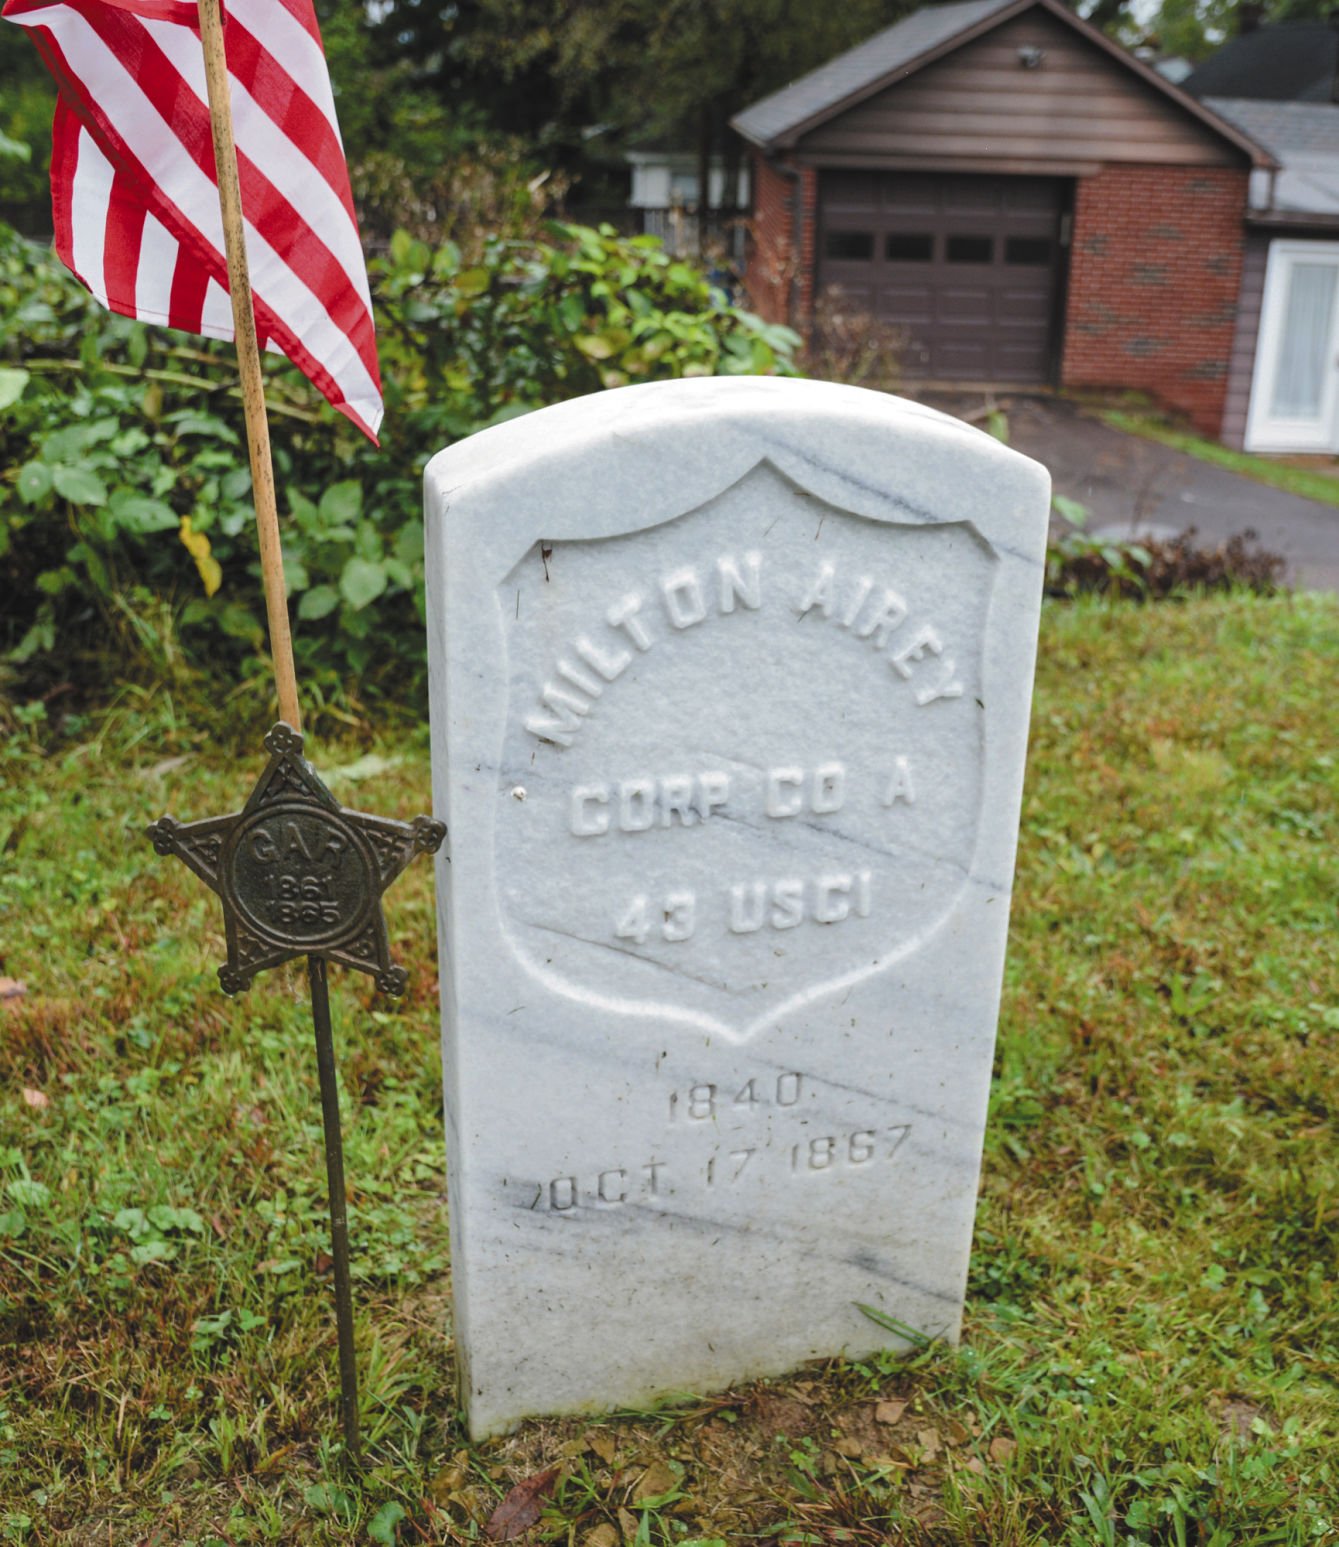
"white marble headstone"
424,377,1049,1438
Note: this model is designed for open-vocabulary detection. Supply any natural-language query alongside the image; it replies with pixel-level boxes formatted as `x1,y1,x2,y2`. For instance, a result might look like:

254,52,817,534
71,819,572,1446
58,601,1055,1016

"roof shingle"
1209,97,1339,218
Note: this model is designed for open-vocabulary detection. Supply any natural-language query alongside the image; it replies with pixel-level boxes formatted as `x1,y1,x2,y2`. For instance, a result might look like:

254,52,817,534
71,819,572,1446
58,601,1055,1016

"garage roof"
731,0,1272,167
731,0,1014,148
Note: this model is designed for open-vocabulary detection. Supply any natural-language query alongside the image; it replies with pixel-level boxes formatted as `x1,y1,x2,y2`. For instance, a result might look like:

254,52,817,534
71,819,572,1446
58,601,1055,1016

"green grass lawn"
2,593,1337,1546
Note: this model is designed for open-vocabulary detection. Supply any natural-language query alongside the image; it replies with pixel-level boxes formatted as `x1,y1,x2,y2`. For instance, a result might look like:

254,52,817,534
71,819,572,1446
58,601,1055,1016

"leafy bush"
349,139,569,253
0,68,55,214
0,220,798,718
1047,526,1287,600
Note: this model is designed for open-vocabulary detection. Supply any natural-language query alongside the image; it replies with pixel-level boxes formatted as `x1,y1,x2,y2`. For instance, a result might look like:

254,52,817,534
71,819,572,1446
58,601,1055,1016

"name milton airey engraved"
509,540,971,1217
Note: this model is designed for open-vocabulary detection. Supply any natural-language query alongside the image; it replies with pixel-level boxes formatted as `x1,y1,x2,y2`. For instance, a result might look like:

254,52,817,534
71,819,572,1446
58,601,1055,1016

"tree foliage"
0,28,56,217
338,0,922,210
1090,0,1338,58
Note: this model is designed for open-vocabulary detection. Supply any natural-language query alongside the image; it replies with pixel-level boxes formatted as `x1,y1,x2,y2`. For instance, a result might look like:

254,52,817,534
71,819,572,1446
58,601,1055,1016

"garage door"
816,171,1066,384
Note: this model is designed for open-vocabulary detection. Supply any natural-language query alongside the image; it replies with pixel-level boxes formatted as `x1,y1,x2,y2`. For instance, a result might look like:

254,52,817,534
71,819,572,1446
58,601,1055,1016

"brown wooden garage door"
816,171,1066,384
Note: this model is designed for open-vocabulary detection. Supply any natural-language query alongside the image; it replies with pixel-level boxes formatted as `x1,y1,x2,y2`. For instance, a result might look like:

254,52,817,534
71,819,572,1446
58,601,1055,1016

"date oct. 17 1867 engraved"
523,1066,914,1213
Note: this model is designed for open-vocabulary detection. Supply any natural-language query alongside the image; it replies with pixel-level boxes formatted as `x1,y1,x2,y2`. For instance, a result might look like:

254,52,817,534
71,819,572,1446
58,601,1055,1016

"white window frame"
1246,237,1339,453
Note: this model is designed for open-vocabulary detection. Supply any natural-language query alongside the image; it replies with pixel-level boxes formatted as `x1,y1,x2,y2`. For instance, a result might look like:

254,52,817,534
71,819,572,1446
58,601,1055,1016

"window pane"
1005,236,1051,265
1271,262,1337,420
886,233,933,261
947,235,993,263
824,231,874,261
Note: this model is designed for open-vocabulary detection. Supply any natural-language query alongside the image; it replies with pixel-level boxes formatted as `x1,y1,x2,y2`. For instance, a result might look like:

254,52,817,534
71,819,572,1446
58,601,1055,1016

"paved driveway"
925,395,1339,592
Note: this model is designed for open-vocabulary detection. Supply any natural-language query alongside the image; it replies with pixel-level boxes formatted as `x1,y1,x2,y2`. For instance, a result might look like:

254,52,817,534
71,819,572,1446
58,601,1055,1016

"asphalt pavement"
924,394,1339,592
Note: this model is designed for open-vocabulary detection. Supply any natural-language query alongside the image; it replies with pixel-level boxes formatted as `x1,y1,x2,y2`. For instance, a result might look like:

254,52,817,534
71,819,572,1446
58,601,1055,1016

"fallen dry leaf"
875,1399,908,1425
631,1460,677,1504
616,1506,638,1542
585,1429,617,1464
866,1453,908,1472
252,1441,299,1474
0,978,27,1009
917,1428,942,1458
583,1527,618,1547
21,1088,49,1110
452,1486,490,1523
485,1466,558,1541
429,1462,470,1501
833,1437,864,1459
944,1419,970,1445
989,1436,1017,1463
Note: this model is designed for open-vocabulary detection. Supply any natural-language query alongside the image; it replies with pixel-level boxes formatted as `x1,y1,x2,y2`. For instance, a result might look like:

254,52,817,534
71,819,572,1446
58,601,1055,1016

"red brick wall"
1062,164,1249,435
796,166,817,322
745,153,818,327
745,152,795,324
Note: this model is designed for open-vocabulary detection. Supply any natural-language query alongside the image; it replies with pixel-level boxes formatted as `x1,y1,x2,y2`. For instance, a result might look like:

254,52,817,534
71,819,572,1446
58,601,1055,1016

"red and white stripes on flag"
3,0,382,441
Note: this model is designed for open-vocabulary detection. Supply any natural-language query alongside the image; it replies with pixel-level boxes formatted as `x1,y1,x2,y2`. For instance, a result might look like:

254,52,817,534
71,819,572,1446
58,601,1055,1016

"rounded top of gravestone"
424,378,1048,547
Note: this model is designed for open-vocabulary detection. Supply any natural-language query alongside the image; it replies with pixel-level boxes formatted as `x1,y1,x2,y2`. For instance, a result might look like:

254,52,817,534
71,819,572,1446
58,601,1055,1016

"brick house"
731,0,1273,439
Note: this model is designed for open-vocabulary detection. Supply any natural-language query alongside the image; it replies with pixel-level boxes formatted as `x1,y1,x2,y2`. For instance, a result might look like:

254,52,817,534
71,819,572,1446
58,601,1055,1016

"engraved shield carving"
493,462,998,1040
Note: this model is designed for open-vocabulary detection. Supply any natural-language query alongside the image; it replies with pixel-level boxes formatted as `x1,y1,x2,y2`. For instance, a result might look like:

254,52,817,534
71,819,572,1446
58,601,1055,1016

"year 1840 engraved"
667,1071,804,1120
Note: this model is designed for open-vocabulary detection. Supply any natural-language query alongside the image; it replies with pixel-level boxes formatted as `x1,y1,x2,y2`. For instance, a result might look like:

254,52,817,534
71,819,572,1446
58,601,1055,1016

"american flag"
3,0,383,442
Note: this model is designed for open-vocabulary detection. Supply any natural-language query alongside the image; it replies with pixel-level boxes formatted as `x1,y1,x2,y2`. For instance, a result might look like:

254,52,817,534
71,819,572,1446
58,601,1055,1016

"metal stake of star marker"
147,722,445,1465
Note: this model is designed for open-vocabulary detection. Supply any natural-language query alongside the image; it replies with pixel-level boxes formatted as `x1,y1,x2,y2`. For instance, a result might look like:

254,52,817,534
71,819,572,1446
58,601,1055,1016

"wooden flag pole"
193,0,366,1466
196,0,301,733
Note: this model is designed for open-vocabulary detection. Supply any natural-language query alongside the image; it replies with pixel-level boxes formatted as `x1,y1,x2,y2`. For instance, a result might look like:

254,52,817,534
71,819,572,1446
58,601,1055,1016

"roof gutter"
1246,208,1339,232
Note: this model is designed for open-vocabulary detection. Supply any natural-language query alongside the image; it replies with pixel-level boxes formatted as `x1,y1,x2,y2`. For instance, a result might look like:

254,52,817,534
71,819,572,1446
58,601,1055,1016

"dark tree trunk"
721,118,743,216
697,104,712,259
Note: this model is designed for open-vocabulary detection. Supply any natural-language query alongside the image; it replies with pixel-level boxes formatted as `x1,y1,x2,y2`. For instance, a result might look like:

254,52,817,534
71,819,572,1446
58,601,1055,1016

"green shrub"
1047,526,1287,600
0,219,799,718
